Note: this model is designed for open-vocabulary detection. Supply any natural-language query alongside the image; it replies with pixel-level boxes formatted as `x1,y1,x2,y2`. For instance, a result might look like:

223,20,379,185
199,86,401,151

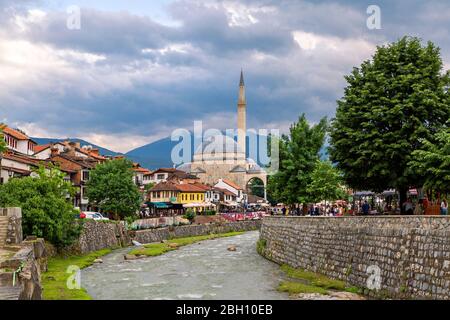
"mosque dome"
194,134,244,155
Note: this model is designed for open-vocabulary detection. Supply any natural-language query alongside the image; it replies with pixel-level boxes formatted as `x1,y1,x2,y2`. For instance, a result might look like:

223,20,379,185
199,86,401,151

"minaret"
237,69,246,155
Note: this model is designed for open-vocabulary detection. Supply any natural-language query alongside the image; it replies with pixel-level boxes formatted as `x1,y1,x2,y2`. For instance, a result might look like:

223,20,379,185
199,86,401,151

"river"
81,231,289,300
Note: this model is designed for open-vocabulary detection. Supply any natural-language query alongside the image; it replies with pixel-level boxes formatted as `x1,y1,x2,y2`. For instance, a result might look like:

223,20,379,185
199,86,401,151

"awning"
183,203,206,208
353,191,375,197
148,202,171,209
221,201,239,207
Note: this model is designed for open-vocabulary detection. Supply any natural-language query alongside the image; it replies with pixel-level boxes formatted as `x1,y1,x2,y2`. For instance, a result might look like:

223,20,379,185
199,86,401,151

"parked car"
82,211,109,221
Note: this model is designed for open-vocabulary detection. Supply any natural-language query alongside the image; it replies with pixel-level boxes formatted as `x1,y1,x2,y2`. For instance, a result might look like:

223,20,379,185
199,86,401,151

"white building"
214,178,246,204
1,126,39,184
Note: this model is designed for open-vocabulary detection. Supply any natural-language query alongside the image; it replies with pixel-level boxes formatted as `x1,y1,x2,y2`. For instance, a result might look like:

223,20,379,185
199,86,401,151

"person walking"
441,200,448,216
403,198,414,215
362,201,370,215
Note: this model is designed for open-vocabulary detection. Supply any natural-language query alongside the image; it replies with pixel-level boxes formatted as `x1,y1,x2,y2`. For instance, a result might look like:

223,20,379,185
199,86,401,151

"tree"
86,158,141,219
144,182,155,192
306,160,346,204
409,124,450,193
267,114,327,205
0,166,81,247
248,178,265,198
329,37,450,212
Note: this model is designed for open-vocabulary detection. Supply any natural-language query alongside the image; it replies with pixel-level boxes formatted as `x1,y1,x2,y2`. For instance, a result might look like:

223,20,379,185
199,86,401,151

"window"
157,174,165,180
81,186,88,200
82,170,90,181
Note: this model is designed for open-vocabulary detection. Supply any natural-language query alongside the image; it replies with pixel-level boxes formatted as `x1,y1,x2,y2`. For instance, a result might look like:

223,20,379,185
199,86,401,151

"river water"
81,231,289,300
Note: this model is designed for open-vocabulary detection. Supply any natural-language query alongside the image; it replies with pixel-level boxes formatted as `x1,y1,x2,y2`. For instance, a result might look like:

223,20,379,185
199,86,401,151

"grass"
278,265,362,296
278,281,329,295
42,249,112,300
256,239,266,255
128,231,245,257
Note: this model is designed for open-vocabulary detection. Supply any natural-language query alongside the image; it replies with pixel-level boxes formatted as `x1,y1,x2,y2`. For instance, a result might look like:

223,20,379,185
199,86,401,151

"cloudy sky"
1,0,449,152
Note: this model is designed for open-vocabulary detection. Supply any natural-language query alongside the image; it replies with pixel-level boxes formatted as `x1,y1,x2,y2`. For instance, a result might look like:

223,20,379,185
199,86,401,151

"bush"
205,210,216,216
183,209,196,221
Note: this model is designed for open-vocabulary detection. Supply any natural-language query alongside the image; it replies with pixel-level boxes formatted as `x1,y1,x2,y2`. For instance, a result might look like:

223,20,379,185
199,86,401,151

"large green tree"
0,166,81,247
409,123,450,193
267,114,327,205
86,158,141,219
307,160,346,204
329,37,450,212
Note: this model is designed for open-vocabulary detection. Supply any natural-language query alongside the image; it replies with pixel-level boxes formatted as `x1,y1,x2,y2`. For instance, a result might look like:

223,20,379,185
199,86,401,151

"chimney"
90,148,99,156
50,146,59,157
65,142,76,157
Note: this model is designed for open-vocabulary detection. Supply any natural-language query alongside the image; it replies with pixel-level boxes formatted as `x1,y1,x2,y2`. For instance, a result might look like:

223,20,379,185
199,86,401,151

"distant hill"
125,136,177,169
32,137,122,157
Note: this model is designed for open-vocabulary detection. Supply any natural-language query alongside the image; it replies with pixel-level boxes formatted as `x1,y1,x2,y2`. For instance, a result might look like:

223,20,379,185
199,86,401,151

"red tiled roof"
175,183,206,192
76,147,107,160
213,187,235,196
3,127,29,140
133,167,152,174
152,168,182,174
34,144,50,153
222,178,242,190
191,182,211,191
2,152,42,166
150,182,180,192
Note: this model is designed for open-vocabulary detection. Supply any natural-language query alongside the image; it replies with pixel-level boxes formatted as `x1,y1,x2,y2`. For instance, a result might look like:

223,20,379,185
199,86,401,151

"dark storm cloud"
1,0,449,151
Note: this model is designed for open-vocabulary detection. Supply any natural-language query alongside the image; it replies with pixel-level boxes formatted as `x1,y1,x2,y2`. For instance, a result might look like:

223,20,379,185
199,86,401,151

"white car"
83,211,110,221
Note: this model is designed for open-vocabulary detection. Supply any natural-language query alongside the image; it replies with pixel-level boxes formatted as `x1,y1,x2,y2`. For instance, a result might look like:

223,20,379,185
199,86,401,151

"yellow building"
176,183,207,212
148,181,213,214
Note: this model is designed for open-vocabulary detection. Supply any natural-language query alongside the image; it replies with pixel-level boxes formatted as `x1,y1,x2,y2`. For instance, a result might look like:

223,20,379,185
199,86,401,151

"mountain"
32,137,122,157
125,136,176,169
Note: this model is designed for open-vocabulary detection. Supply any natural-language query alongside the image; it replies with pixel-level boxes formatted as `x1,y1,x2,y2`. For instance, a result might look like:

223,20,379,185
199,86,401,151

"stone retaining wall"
0,238,48,300
130,220,261,244
0,207,22,245
259,216,450,300
64,220,131,255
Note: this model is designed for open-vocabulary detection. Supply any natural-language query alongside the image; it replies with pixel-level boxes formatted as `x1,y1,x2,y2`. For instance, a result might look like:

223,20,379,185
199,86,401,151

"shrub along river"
81,231,289,300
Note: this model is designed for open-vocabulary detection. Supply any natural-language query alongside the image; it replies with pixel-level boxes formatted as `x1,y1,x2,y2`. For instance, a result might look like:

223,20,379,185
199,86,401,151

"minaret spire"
237,69,246,155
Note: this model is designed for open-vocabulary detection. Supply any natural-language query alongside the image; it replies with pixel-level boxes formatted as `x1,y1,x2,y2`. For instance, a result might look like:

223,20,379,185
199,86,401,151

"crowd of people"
271,198,449,217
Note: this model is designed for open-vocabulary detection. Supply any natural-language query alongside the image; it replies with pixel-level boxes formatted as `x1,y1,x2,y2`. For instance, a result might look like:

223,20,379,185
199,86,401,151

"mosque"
178,71,267,198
